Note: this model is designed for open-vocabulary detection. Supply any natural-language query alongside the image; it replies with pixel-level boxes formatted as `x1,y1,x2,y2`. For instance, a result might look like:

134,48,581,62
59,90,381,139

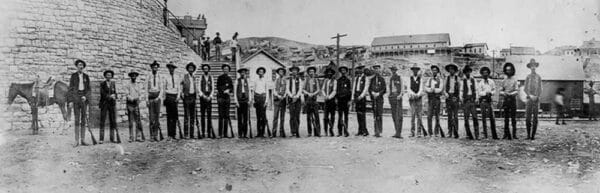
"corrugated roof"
464,43,487,48
580,39,600,49
507,55,585,81
371,33,450,46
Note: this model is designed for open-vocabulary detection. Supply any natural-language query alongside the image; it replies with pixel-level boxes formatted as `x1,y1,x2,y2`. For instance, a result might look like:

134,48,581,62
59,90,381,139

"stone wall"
0,0,202,130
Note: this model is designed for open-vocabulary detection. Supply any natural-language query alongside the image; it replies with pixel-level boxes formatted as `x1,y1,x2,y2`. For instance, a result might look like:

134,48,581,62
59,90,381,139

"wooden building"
370,33,452,57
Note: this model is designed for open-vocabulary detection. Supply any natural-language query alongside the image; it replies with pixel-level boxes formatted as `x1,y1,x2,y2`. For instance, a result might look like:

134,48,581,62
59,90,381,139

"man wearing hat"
389,65,404,138
99,69,119,143
336,66,352,137
425,65,444,137
146,61,163,141
217,63,234,138
303,66,321,137
69,59,91,146
478,67,498,139
213,32,222,61
198,63,215,138
287,65,303,137
322,67,337,137
460,65,479,140
444,63,460,138
369,64,386,137
234,67,251,138
351,65,369,136
126,70,144,142
499,62,519,140
524,58,542,140
181,62,198,139
252,67,271,138
408,64,426,137
272,67,288,137
164,62,181,140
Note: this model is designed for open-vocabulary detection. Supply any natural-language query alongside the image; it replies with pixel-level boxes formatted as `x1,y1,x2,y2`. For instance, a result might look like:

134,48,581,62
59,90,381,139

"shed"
507,55,586,112
240,49,286,82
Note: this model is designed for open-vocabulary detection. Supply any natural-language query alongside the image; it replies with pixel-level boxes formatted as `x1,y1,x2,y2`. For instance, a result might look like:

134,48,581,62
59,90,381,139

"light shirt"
78,73,84,91
478,78,496,96
164,73,180,94
324,79,336,95
252,76,269,94
525,72,542,96
275,77,286,96
448,75,457,93
501,76,519,95
555,94,564,106
127,81,141,100
187,74,195,94
147,72,162,93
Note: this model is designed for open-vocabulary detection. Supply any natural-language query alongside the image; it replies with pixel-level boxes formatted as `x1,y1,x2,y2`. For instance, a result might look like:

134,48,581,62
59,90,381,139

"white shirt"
164,73,180,94
78,73,84,91
147,73,162,93
252,76,270,94
187,74,195,94
478,78,495,96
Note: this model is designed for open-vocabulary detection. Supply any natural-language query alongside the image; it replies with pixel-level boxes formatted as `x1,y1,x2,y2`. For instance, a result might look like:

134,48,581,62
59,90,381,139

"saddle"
33,77,57,107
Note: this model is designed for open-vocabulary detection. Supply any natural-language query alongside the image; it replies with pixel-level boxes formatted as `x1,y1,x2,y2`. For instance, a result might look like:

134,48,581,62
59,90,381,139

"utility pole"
331,33,347,67
491,49,496,78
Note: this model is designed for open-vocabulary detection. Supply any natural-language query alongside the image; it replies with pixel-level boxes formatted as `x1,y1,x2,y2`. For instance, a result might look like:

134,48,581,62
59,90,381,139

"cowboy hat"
201,63,211,71
185,62,196,71
430,65,440,71
103,70,114,77
74,59,86,68
306,66,317,73
338,66,349,72
275,67,286,75
221,63,230,71
410,63,421,71
150,60,160,68
256,67,266,74
166,62,177,69
479,66,491,74
289,65,300,72
237,67,248,73
390,65,398,71
128,70,139,78
462,65,473,73
445,63,458,72
526,58,539,68
324,67,336,75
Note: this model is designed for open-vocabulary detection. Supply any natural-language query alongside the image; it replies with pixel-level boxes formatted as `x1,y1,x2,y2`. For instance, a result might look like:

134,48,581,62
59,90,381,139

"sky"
169,0,600,52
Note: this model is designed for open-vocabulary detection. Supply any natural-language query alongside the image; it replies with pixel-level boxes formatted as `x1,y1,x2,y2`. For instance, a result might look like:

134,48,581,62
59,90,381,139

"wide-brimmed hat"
221,63,230,71
324,67,335,75
363,68,373,76
74,59,86,68
410,63,421,71
201,64,211,71
462,65,473,73
479,66,491,74
390,65,398,71
237,67,248,73
430,65,440,71
289,65,300,72
166,62,177,69
275,67,286,74
306,66,317,72
256,67,266,74
338,66,349,72
370,64,381,69
527,58,539,68
128,70,139,78
150,60,160,68
445,63,458,72
185,62,196,71
103,70,114,77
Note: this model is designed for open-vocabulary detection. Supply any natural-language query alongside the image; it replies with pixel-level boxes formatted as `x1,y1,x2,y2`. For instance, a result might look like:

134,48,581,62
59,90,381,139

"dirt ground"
1,111,600,193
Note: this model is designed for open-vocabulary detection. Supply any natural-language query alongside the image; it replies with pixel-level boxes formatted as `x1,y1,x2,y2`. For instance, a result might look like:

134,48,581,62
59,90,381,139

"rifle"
177,119,184,139
157,124,164,141
85,106,97,145
227,115,235,138
196,107,202,139
248,103,253,138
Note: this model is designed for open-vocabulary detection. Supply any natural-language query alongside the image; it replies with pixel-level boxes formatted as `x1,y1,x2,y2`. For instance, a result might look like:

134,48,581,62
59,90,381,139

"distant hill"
238,37,323,50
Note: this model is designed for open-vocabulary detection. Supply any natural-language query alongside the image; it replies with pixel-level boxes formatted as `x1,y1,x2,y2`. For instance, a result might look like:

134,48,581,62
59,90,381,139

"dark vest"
236,78,249,102
200,75,212,96
410,76,421,93
288,77,301,95
324,79,335,96
354,76,366,98
182,74,197,95
446,75,459,97
275,77,286,96
462,78,476,101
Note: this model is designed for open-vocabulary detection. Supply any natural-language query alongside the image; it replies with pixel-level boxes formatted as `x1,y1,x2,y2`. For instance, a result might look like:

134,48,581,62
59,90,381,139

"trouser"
526,100,539,139
305,97,321,136
409,98,426,136
99,102,117,142
337,97,350,136
273,98,287,137
164,94,178,138
323,99,336,136
355,98,368,135
73,94,87,144
127,102,144,141
372,97,384,136
254,94,267,137
463,98,479,139
480,97,498,139
589,98,596,120
200,98,214,138
231,48,237,64
183,94,196,139
503,96,517,139
427,96,443,137
215,45,222,61
389,97,403,137
237,101,249,138
31,97,39,134
446,96,460,138
288,98,301,137
556,104,566,124
148,97,161,140
218,97,230,138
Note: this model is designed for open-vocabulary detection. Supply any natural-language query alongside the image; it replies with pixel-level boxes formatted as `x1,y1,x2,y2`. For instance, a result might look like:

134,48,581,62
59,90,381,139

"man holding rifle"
235,67,251,138
147,61,164,141
252,67,271,138
68,59,92,147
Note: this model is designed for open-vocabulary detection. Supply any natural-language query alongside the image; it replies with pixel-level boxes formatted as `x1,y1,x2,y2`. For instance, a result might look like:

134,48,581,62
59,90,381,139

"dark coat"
68,72,91,103
100,80,117,107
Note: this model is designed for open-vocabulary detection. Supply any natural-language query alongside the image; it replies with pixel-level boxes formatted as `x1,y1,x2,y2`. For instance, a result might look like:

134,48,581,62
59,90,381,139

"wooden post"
331,33,347,67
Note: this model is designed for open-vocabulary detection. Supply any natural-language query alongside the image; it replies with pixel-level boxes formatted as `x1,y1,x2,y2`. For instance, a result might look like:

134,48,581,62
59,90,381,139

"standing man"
272,67,288,137
524,59,542,140
425,65,444,137
287,66,303,138
388,65,403,138
322,67,337,137
203,37,211,61
252,67,270,138
147,61,163,141
99,69,118,143
478,67,498,139
369,64,386,137
555,88,567,125
213,32,222,61
407,64,426,137
198,63,215,138
586,81,597,121
234,67,250,138
69,59,91,146
181,62,197,139
499,63,519,140
303,66,321,137
444,64,460,138
217,64,233,138
336,66,352,137
164,62,180,140
126,70,144,142
461,65,479,140
352,65,369,136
